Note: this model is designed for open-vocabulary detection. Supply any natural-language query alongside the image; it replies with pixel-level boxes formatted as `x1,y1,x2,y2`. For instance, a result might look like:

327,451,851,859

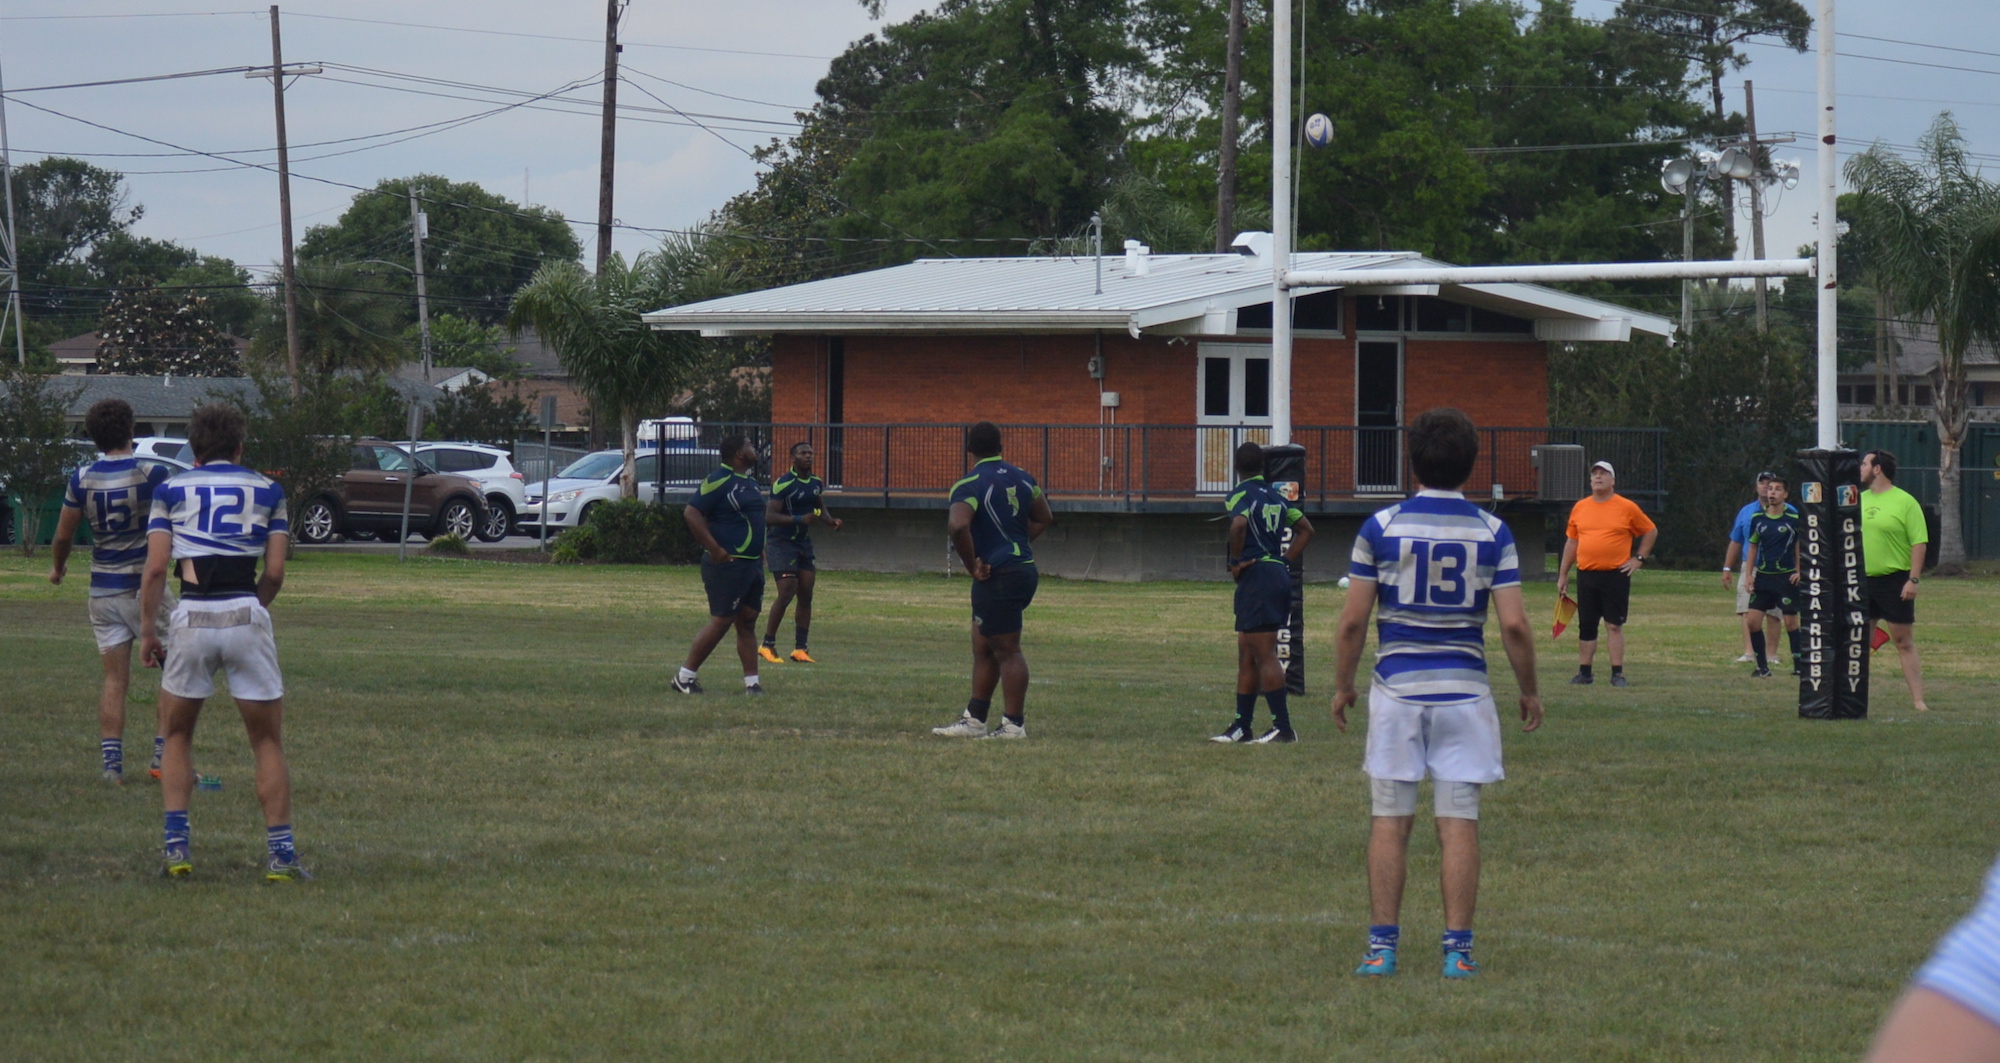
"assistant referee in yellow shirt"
1860,449,1929,712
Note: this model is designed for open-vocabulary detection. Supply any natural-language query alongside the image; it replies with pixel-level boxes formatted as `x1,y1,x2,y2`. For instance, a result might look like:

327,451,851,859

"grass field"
2,551,1997,1061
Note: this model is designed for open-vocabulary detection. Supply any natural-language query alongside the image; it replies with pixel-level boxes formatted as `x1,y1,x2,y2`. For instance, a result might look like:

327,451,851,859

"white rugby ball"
1338,576,1352,590
1304,113,1333,149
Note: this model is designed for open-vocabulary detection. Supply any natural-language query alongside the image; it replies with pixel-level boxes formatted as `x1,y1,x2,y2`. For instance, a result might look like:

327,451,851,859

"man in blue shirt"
1212,441,1314,744
1332,408,1541,979
676,435,787,696
933,422,1054,740
1721,472,1778,662
1741,475,1804,678
48,398,174,783
760,441,841,665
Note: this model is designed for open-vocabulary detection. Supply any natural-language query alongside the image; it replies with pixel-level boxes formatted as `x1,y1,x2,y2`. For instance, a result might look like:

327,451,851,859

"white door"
1196,343,1272,493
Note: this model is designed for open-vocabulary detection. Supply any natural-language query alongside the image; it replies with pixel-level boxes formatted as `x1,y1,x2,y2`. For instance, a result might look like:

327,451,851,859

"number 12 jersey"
1349,489,1520,704
148,463,288,601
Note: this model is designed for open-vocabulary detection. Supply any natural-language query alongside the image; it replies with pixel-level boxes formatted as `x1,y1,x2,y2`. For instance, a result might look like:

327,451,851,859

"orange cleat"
789,649,816,664
757,645,785,664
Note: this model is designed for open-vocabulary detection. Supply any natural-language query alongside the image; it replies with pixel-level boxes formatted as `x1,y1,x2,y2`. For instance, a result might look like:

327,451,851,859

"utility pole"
596,0,625,274
0,43,25,367
1214,0,1245,253
1745,80,1769,333
269,6,302,395
410,189,432,383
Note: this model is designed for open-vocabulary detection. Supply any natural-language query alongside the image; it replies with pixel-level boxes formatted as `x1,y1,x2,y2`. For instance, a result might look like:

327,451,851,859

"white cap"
1590,460,1616,477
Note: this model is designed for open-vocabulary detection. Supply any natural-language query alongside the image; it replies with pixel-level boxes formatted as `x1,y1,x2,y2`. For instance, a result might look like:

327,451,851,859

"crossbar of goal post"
1280,257,1815,289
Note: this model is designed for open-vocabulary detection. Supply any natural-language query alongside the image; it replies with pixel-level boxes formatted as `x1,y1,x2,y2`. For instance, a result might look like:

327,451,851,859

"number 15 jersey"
148,463,288,601
1349,489,1520,704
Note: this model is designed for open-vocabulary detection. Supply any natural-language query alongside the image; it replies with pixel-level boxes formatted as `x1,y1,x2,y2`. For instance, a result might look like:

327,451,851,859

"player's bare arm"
1330,575,1375,732
1722,540,1742,588
764,497,802,529
138,529,173,669
682,505,728,564
1619,527,1658,575
1555,538,1578,597
947,501,986,579
1285,515,1315,563
1791,537,1802,584
258,530,288,608
1742,541,1760,574
1905,542,1926,600
1491,584,1543,732
1866,987,2000,1063
1227,516,1251,580
1026,493,1054,541
48,504,82,584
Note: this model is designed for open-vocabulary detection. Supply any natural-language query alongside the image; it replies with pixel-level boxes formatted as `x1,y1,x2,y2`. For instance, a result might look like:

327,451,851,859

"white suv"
518,446,718,537
414,442,528,542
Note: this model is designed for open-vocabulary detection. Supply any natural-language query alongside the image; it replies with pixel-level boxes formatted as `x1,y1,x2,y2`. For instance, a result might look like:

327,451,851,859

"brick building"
646,240,1672,580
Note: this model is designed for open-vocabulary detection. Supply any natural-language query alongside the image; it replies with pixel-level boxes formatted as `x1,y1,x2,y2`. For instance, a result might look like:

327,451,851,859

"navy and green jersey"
948,456,1043,569
1226,475,1302,566
1747,503,1801,574
689,464,766,560
771,470,824,544
63,457,172,597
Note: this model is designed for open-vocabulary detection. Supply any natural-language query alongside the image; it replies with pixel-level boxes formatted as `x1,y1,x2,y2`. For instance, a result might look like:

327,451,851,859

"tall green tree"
1845,113,2000,573
248,261,410,375
299,175,581,327
94,283,241,377
0,364,82,556
508,231,728,497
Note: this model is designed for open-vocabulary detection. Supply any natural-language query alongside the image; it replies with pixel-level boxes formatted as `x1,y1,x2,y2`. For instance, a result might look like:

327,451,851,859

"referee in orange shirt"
1554,460,1659,687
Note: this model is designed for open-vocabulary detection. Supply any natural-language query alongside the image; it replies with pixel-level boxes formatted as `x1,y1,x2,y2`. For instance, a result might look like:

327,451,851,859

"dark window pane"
350,446,379,471
1243,358,1271,417
1238,302,1272,330
1355,296,1401,332
1414,297,1468,332
466,451,499,470
1203,358,1231,417
1293,290,1342,330
1468,306,1535,333
635,454,660,481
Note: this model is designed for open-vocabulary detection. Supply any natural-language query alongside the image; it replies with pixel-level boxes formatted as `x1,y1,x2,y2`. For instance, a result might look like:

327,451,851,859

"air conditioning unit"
1532,444,1587,501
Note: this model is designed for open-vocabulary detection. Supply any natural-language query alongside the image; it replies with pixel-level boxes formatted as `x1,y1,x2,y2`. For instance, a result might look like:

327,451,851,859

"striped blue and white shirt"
1916,856,2000,1029
1350,489,1521,703
147,463,288,601
63,457,171,597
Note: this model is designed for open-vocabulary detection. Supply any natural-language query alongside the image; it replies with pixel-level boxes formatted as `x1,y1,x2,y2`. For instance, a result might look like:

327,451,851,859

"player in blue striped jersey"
1332,408,1541,979
139,403,304,881
48,399,175,783
1211,441,1313,744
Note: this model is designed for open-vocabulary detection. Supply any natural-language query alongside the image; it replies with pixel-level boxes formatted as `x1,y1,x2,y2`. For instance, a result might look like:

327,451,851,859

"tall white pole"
1270,0,1293,445
1815,0,1838,449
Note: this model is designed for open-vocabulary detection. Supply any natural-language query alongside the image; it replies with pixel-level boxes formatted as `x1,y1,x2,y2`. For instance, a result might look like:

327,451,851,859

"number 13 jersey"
1349,488,1520,704
148,463,288,601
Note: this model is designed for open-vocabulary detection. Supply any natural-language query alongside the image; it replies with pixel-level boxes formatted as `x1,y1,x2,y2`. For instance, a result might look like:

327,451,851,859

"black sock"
1611,665,1624,677
1579,664,1593,678
1788,628,1803,658
1750,629,1767,670
795,625,810,651
1004,712,1024,727
967,698,991,724
761,635,776,649
1264,688,1290,731
1234,692,1256,728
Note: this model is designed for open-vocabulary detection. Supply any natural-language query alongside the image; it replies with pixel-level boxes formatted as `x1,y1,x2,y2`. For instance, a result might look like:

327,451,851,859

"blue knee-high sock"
101,738,122,775
267,825,295,861
1370,924,1400,951
163,810,189,849
1442,929,1473,955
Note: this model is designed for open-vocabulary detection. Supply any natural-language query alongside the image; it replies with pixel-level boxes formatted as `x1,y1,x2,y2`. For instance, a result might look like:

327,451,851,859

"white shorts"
161,599,284,702
1734,567,1752,614
1363,686,1504,784
88,591,175,652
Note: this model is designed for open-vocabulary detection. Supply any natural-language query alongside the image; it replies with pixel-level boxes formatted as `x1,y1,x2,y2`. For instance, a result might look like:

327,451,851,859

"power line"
284,12,834,62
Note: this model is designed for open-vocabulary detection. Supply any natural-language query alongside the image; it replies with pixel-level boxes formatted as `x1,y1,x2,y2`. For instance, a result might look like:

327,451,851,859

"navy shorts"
767,537,815,576
1233,560,1291,633
971,562,1039,637
701,557,765,617
1748,572,1799,615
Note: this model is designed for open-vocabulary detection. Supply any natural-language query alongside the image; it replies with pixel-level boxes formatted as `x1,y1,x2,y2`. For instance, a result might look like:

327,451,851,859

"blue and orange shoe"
1354,947,1397,977
1443,950,1479,979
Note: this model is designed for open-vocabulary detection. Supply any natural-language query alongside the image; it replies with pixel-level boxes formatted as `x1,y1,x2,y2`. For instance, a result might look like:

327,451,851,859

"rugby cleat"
932,713,987,738
671,675,703,695
757,645,784,664
1568,672,1594,685
162,843,192,878
265,855,310,883
744,683,766,697
979,719,1027,740
102,769,123,785
1210,723,1252,744
1252,726,1296,744
789,649,816,664
1355,947,1398,977
1734,653,1756,663
1443,950,1480,979
1751,666,1773,679
1609,674,1630,688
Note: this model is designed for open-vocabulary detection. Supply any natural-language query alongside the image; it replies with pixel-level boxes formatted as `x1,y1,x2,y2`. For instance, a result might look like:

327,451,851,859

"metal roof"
643,248,1675,342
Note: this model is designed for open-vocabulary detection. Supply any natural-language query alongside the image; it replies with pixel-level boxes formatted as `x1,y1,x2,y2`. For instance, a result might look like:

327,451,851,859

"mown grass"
1,551,1996,1062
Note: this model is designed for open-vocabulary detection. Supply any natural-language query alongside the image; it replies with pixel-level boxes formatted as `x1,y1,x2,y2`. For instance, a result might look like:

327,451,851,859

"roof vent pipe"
1124,239,1151,276
1230,231,1273,268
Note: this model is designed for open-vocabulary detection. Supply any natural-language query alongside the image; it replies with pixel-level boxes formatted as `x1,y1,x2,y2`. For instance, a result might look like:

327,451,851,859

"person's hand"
1519,694,1544,732
1618,557,1644,576
972,558,992,581
1229,560,1252,582
1790,570,1801,586
1720,570,1734,590
48,563,64,585
828,517,843,532
1331,688,1357,732
706,545,728,564
1554,577,1568,599
140,634,165,669
1903,579,1919,602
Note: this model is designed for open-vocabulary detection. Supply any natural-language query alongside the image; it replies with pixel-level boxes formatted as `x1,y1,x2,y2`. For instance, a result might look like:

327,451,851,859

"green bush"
567,498,703,565
551,523,597,564
427,532,471,556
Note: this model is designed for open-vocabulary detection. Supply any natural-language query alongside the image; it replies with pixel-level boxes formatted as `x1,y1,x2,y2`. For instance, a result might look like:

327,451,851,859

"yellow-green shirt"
1861,485,1927,576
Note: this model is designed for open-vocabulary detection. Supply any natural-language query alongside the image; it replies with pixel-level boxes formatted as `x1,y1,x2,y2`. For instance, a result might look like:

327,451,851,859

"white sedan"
517,447,717,536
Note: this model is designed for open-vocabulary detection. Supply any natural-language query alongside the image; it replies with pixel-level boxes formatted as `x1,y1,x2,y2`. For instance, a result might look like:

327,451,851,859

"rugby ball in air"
1338,576,1352,590
1304,113,1333,149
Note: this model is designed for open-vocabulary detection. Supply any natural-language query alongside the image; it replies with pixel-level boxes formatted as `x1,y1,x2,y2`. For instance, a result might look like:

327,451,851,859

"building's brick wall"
770,335,824,424
1403,339,1549,428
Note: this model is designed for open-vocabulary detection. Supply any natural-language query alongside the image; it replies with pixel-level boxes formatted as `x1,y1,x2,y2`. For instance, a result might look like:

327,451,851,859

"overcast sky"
3,0,1996,277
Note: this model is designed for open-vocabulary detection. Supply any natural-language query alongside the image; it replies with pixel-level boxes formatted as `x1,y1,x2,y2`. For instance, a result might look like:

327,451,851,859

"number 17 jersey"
1349,489,1520,704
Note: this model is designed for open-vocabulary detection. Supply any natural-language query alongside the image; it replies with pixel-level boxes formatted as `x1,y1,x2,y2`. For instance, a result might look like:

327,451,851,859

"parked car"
518,446,718,536
413,442,528,542
292,439,487,545
132,436,192,462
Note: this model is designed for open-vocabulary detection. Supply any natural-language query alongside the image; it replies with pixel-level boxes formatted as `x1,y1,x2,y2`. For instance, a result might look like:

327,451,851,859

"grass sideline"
2,551,1996,1061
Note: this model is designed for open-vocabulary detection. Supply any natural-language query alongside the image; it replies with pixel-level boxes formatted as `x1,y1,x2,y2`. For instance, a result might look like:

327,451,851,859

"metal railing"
669,422,1667,510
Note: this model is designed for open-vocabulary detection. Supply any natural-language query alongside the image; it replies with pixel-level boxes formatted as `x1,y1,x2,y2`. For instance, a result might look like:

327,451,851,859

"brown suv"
293,439,487,544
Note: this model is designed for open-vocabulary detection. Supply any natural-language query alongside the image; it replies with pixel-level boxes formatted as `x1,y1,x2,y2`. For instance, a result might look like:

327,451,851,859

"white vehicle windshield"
557,453,623,480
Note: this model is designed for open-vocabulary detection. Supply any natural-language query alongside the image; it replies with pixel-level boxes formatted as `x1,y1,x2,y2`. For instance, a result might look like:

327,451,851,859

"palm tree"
1845,113,2000,572
507,230,729,498
249,261,410,376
